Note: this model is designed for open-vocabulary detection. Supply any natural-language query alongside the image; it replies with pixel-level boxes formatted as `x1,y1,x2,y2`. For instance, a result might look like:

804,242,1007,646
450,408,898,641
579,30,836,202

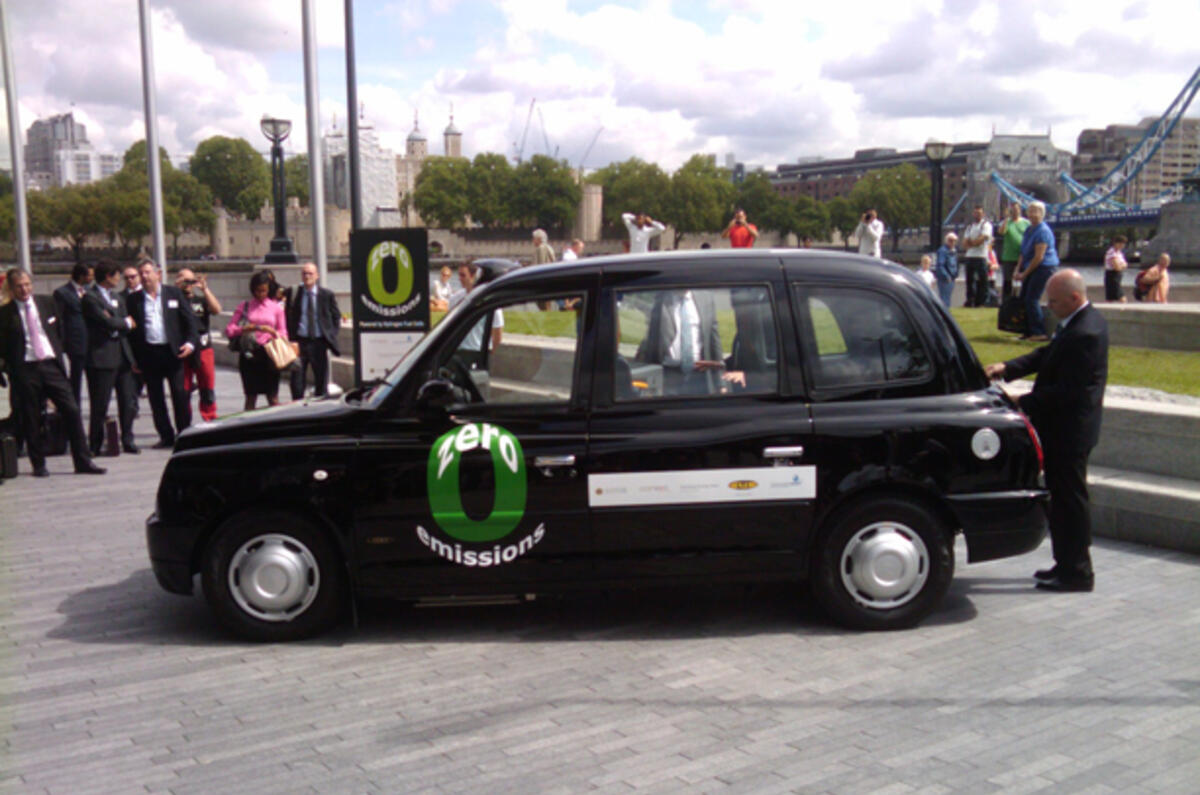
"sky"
2,0,1198,174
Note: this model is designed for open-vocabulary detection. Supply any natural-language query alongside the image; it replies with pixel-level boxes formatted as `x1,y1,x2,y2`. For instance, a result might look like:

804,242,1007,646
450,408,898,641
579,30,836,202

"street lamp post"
924,140,954,251
261,115,298,264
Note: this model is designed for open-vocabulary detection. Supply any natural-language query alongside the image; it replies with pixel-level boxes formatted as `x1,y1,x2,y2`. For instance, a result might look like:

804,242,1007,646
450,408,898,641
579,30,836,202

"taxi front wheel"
202,511,345,641
810,497,953,631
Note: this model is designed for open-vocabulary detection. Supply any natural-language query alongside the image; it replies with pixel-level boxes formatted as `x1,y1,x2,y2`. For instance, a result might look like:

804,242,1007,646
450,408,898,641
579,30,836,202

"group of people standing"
0,260,207,477
1,258,342,478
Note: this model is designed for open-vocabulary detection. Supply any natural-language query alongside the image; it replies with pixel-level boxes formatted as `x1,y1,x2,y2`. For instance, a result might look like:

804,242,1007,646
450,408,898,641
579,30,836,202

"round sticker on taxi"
728,480,758,490
417,422,545,567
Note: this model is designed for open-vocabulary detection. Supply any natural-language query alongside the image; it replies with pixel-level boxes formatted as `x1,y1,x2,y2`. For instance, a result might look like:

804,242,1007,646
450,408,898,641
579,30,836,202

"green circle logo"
367,240,414,306
427,423,527,542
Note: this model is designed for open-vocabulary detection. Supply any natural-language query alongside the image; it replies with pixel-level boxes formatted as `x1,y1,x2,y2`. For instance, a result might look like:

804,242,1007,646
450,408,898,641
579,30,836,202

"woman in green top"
997,204,1030,299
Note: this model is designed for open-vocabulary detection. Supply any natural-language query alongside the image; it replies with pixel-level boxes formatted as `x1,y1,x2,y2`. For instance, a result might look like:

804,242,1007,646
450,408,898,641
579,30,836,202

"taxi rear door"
584,263,816,581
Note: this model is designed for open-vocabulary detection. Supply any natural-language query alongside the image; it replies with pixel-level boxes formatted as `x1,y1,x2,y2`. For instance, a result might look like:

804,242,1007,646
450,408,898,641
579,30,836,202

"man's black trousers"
290,337,330,400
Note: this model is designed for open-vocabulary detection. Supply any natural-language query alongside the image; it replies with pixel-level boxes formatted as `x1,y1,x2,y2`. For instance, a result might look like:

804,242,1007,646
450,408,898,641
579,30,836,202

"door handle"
534,454,576,467
763,446,804,459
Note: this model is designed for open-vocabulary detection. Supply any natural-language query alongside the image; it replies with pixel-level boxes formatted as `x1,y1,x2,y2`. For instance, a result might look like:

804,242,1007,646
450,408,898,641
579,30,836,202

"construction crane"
537,106,557,158
512,98,536,163
576,126,603,177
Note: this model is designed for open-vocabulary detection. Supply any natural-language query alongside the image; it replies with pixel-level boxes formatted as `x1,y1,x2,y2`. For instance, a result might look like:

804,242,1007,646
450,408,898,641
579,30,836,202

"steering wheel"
438,356,484,403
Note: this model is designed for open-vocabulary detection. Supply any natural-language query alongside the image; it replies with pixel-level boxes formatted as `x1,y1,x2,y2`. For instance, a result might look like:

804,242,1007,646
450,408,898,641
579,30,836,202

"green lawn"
951,308,1200,397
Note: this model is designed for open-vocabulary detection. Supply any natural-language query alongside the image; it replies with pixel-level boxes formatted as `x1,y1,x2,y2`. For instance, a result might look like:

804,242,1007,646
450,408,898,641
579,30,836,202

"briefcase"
103,417,121,457
0,432,17,478
40,408,68,456
997,291,1026,334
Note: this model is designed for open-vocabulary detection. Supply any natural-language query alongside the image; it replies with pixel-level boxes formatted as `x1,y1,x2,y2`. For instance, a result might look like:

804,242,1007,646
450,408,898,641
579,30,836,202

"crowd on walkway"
0,258,340,479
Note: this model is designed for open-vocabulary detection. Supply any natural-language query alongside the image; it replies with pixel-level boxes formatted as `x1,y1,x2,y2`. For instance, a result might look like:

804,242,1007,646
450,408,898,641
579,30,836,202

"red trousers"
182,347,217,421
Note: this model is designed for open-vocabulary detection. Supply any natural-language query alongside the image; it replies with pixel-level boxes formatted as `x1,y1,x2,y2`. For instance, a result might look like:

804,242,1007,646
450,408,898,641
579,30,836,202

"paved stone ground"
2,367,1199,794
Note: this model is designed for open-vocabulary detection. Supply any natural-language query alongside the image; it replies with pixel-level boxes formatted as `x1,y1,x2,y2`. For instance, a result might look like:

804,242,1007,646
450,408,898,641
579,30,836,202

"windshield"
363,294,475,408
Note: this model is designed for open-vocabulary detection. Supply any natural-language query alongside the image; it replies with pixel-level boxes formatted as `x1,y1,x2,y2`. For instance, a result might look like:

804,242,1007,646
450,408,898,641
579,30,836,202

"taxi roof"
488,248,922,292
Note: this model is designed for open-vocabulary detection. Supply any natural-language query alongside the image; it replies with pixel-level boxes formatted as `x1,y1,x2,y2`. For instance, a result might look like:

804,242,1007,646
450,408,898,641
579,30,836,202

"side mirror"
415,379,457,411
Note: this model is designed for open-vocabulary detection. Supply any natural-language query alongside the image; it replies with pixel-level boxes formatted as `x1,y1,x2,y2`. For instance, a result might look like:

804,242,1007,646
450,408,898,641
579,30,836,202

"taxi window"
614,286,778,400
442,295,582,404
799,287,931,390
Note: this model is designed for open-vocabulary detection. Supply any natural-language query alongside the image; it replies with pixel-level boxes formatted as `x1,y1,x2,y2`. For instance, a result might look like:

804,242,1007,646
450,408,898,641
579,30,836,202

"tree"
587,157,671,234
664,155,735,246
189,136,271,220
847,163,930,251
413,156,472,228
774,194,830,242
509,155,580,231
284,154,310,207
826,196,858,250
735,172,786,231
163,169,215,256
467,152,515,229
121,139,174,175
45,183,107,263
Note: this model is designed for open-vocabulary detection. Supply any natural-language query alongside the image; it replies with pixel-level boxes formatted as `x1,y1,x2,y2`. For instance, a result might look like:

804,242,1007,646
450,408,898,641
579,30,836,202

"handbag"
227,301,253,353
997,285,1026,334
263,333,299,371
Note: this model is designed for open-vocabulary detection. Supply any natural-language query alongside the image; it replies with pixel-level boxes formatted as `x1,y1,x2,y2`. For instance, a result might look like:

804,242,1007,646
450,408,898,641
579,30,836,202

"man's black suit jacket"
1004,303,1109,456
0,296,67,383
126,285,199,367
82,286,136,370
52,281,89,356
286,285,342,356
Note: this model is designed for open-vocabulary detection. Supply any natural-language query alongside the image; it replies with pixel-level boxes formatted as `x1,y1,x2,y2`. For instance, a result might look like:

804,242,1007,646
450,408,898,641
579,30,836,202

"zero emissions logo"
427,423,527,542
419,423,545,567
367,240,414,306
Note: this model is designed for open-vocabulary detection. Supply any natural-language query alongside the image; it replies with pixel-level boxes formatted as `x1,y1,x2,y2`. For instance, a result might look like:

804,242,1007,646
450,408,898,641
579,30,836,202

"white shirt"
449,289,504,353
16,298,56,362
665,292,702,368
918,269,936,289
855,219,884,257
561,248,578,261
142,290,167,345
432,279,454,302
622,213,665,254
964,220,994,258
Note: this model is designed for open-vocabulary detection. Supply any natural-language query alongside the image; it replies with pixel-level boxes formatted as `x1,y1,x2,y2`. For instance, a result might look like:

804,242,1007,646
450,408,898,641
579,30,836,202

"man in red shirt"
722,209,758,248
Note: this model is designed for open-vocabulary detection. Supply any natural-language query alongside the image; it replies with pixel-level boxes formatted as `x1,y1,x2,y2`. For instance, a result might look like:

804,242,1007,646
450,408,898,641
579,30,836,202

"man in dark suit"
0,268,105,476
82,260,139,454
286,261,341,400
635,289,723,396
986,269,1108,592
127,260,198,448
52,262,93,405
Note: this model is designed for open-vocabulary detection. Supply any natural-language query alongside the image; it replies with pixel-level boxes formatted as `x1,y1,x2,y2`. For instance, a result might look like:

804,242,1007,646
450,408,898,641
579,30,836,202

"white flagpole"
137,0,167,266
301,0,327,283
0,0,31,271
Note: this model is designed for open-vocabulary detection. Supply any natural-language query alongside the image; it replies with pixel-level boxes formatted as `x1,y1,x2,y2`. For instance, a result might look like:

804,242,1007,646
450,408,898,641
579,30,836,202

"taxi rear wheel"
201,511,345,641
810,497,953,631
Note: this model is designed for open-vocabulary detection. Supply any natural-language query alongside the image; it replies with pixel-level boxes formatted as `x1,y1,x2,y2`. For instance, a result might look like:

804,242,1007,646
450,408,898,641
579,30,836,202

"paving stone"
2,365,1200,791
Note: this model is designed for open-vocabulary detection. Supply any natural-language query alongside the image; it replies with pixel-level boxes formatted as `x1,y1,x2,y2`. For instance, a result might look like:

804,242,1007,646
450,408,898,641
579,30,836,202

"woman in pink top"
226,271,289,410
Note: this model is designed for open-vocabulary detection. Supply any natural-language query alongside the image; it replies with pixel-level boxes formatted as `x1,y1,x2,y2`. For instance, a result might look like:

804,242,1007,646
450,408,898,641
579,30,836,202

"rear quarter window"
797,286,933,396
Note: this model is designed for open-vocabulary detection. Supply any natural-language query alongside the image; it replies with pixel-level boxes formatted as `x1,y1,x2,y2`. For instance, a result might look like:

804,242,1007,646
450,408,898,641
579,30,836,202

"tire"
201,511,345,641
810,497,953,631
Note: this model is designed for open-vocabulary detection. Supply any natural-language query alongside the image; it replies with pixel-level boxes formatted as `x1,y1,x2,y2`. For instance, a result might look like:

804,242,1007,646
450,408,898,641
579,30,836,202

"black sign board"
349,228,430,385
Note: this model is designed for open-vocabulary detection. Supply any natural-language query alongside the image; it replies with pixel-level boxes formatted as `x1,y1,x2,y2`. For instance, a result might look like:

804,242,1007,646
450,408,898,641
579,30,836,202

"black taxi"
147,251,1047,640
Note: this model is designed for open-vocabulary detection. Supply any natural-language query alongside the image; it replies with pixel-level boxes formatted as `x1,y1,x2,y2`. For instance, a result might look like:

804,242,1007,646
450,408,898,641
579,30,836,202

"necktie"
24,301,51,360
306,290,316,337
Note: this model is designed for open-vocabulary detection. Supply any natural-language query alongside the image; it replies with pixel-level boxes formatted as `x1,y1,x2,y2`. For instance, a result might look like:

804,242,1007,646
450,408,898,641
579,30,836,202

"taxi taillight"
1020,413,1043,473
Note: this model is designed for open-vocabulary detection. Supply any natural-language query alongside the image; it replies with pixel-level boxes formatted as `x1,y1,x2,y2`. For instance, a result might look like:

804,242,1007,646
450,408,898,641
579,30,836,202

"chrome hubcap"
228,534,320,622
839,521,929,609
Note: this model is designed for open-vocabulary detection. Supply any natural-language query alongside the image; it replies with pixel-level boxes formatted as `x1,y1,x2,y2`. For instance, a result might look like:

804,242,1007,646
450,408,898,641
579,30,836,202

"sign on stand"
350,228,430,385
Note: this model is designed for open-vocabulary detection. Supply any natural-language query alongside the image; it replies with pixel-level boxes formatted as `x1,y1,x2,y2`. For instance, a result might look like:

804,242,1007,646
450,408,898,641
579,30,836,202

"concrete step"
1090,466,1200,555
